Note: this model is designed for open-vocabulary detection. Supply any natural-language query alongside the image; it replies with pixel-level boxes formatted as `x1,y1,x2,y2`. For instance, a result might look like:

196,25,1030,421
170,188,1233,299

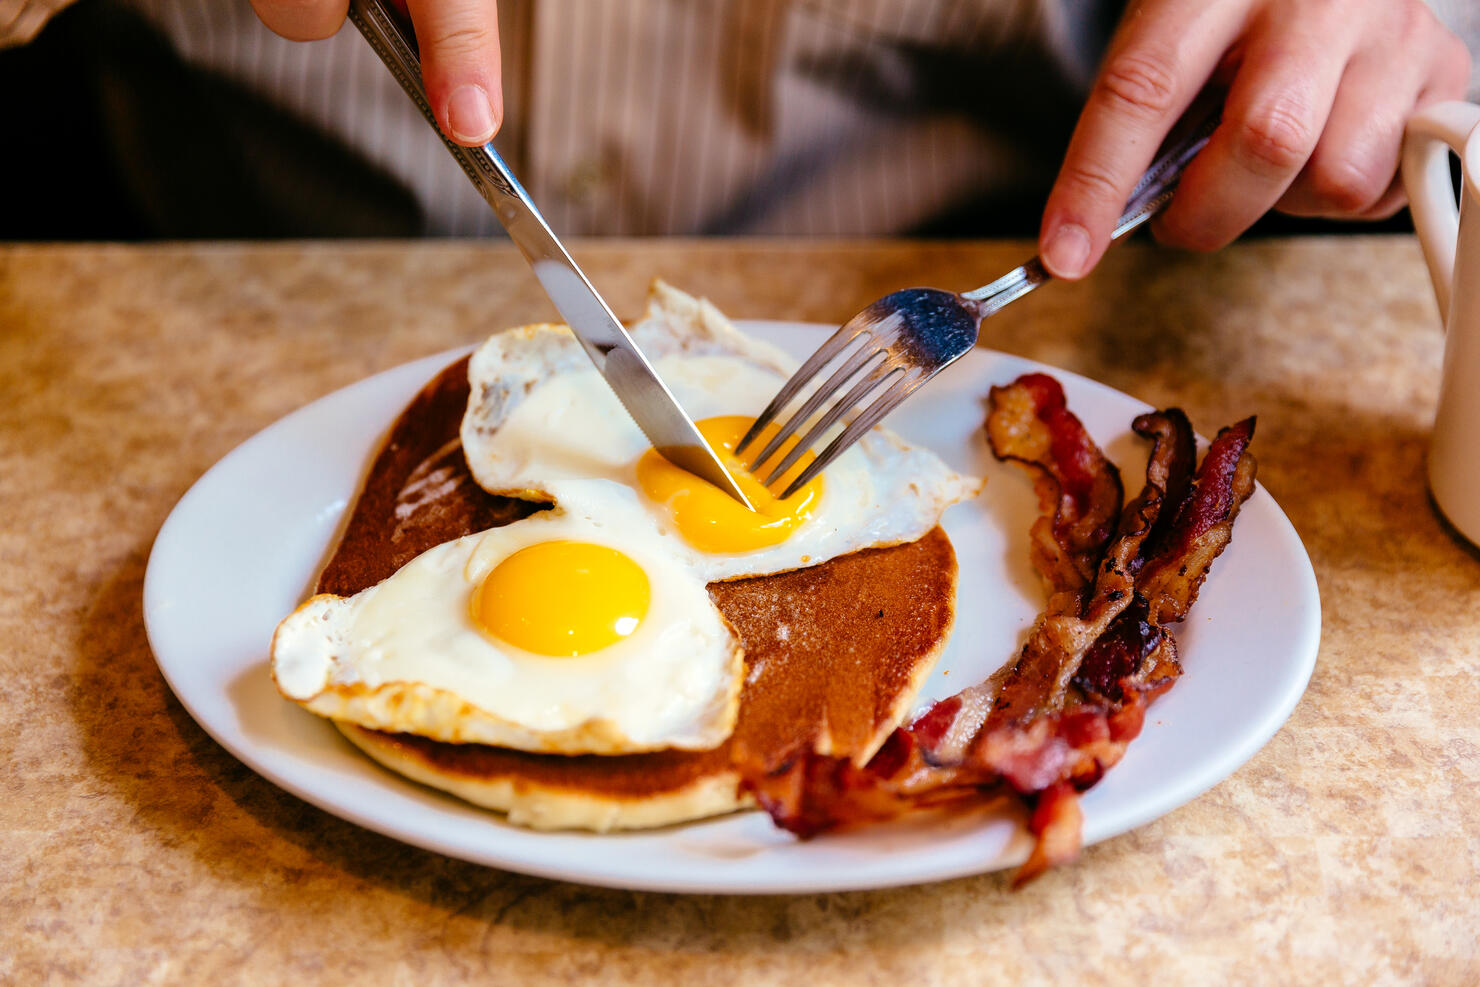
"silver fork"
737,104,1222,500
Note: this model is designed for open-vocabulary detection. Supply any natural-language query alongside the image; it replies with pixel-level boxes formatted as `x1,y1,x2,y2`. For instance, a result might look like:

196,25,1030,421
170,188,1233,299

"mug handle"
1402,101,1480,325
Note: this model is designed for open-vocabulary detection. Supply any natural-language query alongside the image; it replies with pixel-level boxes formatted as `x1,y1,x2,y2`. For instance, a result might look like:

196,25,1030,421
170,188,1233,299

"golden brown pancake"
320,355,958,830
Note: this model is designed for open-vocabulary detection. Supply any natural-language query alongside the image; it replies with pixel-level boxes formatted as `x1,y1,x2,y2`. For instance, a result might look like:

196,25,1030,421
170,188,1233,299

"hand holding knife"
347,0,756,511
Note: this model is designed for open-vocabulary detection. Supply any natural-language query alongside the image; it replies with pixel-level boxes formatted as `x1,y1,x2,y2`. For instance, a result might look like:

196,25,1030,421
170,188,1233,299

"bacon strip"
1137,417,1257,623
1014,781,1083,888
1000,414,1256,878
981,405,1188,727
1073,600,1177,706
979,410,1253,878
917,375,1129,762
1070,409,1194,706
986,374,1123,606
741,376,1258,888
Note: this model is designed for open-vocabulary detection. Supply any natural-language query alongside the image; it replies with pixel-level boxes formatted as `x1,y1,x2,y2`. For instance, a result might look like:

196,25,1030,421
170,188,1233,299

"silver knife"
347,0,755,511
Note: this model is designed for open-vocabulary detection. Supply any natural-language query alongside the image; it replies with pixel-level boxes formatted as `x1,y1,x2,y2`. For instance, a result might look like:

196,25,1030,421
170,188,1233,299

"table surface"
2,237,1476,985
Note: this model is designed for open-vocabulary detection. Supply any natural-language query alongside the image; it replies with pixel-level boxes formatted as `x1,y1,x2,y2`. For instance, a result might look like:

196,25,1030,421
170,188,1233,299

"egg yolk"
472,540,650,656
635,415,824,554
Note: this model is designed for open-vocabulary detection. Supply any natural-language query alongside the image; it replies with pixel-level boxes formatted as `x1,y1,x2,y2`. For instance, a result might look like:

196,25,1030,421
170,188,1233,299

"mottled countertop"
2,238,1476,984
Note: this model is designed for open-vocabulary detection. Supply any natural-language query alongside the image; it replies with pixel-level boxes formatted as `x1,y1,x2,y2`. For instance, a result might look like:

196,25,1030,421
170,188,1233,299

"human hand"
1039,0,1472,279
248,0,503,147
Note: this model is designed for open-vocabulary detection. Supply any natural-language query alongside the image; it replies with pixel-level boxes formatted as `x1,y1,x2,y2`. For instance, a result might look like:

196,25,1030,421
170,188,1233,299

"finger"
1354,26,1472,222
1273,55,1415,218
1277,4,1470,220
405,0,503,147
1412,14,1477,111
1354,176,1407,221
249,0,349,41
1038,0,1249,279
1151,4,1358,251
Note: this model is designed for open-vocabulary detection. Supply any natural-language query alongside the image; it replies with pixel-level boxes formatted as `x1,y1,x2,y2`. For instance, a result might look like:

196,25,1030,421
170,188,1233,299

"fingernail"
1043,223,1091,279
447,84,497,144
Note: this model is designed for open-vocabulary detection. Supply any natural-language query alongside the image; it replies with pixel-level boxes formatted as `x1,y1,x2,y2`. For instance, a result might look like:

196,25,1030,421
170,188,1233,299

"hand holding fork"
737,103,1223,499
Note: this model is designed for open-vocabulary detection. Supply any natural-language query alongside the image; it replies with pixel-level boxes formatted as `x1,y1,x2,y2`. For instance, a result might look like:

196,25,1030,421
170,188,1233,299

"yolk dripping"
635,415,824,553
472,540,650,656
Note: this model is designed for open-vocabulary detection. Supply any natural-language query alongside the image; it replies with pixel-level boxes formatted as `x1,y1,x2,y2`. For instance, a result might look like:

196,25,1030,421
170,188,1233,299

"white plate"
143,321,1320,895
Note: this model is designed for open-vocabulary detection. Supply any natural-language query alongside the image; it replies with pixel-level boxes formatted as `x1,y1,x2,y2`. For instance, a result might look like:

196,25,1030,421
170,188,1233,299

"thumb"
405,0,504,147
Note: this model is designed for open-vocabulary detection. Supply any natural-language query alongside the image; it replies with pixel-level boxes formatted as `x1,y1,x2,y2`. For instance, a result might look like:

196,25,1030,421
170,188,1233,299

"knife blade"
347,0,755,511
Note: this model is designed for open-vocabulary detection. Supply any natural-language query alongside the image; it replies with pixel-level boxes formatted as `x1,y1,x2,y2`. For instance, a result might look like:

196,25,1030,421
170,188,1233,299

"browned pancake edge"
312,355,959,829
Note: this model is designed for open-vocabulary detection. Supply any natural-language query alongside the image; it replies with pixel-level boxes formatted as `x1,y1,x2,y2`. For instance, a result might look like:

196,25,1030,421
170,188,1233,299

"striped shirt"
7,1,1476,236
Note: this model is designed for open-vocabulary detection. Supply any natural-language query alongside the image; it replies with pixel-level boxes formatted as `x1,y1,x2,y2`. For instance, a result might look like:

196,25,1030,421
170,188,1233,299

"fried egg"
271,494,744,755
274,282,977,759
461,280,981,582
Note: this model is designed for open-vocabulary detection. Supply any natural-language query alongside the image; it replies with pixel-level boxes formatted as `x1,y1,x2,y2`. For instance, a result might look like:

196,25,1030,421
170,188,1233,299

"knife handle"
346,0,530,206
346,0,758,511
347,1,581,265
348,0,636,358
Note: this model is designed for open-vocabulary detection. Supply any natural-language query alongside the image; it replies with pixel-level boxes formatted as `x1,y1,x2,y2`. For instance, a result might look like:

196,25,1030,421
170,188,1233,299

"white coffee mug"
1403,101,1480,545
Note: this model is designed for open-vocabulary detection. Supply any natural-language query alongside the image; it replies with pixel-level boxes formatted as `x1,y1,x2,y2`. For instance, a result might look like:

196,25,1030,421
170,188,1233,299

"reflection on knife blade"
521,261,756,512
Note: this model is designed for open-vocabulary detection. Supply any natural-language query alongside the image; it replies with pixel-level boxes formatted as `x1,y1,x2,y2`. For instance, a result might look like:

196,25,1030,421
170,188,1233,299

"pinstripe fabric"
519,0,1079,236
11,0,1114,235
9,2,1480,237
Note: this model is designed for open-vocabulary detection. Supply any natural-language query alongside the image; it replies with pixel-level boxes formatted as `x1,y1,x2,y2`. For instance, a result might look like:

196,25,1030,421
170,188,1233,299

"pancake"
319,355,960,831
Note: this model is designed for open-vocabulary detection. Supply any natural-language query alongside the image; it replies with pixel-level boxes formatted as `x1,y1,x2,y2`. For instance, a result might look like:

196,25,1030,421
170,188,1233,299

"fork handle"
963,99,1222,317
1114,101,1222,237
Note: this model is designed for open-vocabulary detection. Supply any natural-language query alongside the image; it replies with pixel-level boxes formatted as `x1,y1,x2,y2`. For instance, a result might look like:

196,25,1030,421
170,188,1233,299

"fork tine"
777,369,927,499
744,338,892,472
761,357,905,487
734,317,878,457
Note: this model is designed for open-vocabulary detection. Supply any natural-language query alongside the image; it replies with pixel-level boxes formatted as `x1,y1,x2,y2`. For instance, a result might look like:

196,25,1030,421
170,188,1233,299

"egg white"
271,493,744,755
461,280,982,582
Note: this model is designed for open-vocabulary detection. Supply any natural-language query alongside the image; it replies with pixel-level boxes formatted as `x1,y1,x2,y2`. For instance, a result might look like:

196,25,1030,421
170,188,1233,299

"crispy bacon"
747,730,991,840
1137,417,1257,624
983,405,1188,727
1069,409,1193,706
909,375,1132,762
1015,781,1083,888
1075,604,1181,706
740,374,1258,887
986,374,1123,606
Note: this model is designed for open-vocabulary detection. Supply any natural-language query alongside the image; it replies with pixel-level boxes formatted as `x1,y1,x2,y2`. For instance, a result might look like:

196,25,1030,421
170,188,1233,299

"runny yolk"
635,415,824,554
472,540,650,656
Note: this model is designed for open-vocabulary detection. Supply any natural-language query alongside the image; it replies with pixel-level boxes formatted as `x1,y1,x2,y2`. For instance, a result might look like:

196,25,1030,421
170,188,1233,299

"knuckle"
1307,157,1389,214
1391,0,1430,45
1173,216,1226,251
1452,33,1474,70
1364,191,1406,220
1440,35,1474,90
1294,0,1353,41
1154,212,1224,253
427,23,495,60
1059,156,1125,207
1231,101,1318,176
1097,49,1182,121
